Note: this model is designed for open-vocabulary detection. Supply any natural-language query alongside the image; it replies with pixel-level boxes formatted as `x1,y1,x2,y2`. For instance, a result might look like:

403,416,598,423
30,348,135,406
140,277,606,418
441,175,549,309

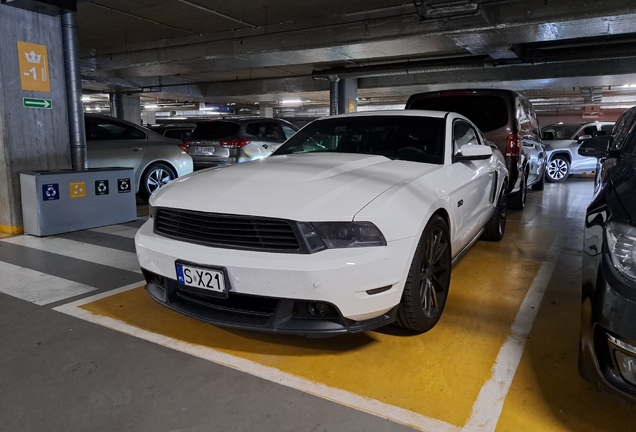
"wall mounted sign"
70,182,86,198
17,41,50,93
42,183,59,201
23,97,52,109
95,180,109,196
117,178,131,193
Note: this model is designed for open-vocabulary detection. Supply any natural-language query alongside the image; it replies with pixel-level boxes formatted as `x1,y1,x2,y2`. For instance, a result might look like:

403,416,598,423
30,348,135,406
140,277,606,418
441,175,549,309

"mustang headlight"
311,222,386,249
606,221,636,281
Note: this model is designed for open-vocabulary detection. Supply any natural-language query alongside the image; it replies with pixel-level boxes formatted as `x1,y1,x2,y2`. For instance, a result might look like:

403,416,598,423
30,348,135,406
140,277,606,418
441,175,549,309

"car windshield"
541,124,581,140
407,94,508,133
274,116,445,164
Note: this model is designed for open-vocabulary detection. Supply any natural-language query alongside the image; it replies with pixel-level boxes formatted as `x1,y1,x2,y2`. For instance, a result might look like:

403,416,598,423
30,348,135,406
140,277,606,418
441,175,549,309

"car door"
520,99,545,184
571,125,599,172
446,119,495,249
85,116,148,173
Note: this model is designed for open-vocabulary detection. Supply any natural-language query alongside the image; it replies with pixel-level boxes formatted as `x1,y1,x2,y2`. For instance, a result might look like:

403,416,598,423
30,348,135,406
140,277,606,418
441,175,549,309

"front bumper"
580,252,636,401
135,220,416,334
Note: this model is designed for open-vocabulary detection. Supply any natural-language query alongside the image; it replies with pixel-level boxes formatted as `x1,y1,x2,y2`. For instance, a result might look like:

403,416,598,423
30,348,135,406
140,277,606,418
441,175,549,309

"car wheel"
546,155,570,183
395,215,451,333
138,162,176,202
508,171,527,210
482,181,508,242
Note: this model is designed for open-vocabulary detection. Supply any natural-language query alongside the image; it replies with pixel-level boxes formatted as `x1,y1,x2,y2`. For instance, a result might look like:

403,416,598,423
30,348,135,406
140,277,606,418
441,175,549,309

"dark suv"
186,118,298,170
405,89,546,210
578,106,636,401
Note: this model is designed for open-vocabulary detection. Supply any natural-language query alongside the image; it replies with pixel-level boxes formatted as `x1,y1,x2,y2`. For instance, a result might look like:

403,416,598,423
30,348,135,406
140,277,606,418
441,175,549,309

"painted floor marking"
0,260,97,305
1,235,142,274
52,193,586,431
89,225,139,239
460,192,583,431
54,284,459,432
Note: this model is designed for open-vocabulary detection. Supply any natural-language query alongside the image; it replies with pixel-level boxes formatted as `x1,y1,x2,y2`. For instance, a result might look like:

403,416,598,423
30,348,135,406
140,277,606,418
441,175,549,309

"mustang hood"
152,153,439,221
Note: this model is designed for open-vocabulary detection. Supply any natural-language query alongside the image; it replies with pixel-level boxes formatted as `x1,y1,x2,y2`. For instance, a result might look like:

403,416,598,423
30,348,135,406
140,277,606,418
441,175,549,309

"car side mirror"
543,131,554,140
578,135,612,158
456,144,492,161
577,134,592,141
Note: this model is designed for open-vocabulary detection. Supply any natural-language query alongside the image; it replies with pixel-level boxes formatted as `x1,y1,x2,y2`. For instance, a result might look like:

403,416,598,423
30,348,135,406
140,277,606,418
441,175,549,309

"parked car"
185,118,298,170
148,123,196,142
578,107,636,401
135,110,508,336
541,121,614,182
405,89,546,210
85,113,193,201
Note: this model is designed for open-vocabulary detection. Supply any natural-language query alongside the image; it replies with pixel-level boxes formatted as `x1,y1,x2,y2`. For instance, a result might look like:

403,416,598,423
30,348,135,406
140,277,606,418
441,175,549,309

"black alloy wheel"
395,215,452,332
482,181,508,242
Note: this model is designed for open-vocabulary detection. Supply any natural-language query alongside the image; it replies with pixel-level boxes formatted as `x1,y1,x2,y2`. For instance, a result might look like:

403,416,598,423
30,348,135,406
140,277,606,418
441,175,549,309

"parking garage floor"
2,178,636,432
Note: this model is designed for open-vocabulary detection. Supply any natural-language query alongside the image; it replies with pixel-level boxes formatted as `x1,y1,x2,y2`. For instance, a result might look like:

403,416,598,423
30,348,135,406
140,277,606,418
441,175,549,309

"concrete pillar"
0,5,71,233
110,93,141,124
338,78,358,114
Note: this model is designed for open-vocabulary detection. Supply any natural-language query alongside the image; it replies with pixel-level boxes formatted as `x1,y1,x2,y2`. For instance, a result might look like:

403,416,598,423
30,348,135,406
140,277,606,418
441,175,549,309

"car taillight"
179,139,191,153
506,133,522,158
220,139,250,148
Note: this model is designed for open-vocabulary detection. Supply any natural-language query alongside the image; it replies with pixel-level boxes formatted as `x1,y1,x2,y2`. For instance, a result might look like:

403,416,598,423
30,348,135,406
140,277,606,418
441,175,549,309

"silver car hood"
543,139,573,152
150,153,440,221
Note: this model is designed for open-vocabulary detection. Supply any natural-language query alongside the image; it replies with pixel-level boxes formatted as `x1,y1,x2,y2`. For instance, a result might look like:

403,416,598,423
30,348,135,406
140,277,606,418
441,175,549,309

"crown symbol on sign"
25,51,42,64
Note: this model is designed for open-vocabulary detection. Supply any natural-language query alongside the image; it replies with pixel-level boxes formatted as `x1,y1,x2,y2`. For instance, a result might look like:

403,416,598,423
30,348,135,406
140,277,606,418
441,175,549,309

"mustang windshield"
274,116,445,164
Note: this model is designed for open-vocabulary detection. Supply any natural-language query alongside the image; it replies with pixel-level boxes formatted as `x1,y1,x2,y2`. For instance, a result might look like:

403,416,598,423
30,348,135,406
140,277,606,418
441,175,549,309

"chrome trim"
608,334,636,355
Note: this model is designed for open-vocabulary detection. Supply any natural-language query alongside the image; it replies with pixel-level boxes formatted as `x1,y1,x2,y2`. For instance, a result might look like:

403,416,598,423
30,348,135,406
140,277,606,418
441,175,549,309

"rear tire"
508,171,527,210
395,215,451,333
482,181,507,242
138,162,177,202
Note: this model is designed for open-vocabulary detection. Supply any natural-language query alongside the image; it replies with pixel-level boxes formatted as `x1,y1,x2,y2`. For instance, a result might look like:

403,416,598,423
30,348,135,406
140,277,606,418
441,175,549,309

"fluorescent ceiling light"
144,104,159,109
280,99,303,104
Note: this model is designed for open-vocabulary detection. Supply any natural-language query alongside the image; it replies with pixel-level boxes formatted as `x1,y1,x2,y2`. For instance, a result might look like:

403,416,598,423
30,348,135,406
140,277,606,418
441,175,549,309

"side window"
580,126,597,138
453,120,480,155
281,125,297,139
85,118,146,141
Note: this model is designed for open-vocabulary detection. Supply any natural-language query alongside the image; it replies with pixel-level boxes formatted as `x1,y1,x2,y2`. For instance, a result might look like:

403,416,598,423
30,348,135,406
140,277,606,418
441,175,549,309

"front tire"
395,215,452,333
138,162,176,202
546,155,570,183
508,171,527,210
482,181,507,242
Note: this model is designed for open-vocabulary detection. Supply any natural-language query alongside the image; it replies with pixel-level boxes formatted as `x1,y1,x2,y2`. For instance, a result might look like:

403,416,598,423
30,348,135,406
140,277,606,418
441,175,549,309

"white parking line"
0,261,96,305
1,235,142,274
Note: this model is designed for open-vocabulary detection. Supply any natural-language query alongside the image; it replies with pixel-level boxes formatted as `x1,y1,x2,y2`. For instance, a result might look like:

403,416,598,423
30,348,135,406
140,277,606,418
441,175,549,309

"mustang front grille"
154,208,302,252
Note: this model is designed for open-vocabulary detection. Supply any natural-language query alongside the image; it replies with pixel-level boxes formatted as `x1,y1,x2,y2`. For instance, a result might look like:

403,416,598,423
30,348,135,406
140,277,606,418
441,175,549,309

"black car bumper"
579,253,636,401
141,269,397,337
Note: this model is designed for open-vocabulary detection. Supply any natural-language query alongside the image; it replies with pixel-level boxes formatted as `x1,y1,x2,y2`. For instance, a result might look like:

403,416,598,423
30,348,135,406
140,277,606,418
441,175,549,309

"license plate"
176,263,226,294
194,146,215,154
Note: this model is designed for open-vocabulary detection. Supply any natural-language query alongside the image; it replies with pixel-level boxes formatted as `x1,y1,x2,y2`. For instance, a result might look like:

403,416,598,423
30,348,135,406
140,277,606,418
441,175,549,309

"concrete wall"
0,5,71,233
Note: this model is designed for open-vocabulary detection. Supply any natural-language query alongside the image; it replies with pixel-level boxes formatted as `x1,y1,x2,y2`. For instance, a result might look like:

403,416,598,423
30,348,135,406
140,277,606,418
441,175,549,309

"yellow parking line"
75,221,551,429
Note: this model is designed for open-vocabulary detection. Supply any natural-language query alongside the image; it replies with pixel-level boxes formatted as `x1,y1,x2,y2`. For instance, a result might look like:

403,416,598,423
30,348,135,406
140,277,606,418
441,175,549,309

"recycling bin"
20,168,136,236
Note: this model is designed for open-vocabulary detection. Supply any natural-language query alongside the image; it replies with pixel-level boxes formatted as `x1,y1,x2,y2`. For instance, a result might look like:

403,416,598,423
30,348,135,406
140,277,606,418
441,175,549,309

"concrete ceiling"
76,0,636,118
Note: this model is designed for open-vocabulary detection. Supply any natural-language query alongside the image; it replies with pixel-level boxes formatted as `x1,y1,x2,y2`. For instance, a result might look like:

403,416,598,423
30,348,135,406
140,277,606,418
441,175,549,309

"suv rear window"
190,121,240,140
408,94,508,133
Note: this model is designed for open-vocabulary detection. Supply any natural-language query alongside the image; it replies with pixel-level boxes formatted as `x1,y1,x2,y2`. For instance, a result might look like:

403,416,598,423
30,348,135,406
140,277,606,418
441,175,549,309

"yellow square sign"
17,41,51,93
70,182,86,199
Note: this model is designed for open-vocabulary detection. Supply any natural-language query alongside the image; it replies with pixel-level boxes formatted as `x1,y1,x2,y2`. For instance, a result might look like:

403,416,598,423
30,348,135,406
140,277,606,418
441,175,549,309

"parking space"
1,179,634,431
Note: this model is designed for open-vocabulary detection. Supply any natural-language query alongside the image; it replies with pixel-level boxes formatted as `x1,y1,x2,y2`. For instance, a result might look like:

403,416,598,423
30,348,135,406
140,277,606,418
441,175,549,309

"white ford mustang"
135,111,508,335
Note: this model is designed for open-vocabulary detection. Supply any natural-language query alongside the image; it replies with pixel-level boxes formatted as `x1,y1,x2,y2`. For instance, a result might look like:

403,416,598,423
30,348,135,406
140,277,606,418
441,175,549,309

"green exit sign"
23,97,52,109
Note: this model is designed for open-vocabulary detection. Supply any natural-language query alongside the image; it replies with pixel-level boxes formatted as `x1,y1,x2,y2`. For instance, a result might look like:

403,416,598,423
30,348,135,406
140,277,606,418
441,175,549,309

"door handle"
129,146,143,152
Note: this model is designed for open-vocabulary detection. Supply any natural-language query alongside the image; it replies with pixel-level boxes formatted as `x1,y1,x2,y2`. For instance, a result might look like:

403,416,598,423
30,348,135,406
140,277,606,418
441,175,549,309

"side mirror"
543,131,555,140
578,135,612,158
456,144,492,161
577,134,592,141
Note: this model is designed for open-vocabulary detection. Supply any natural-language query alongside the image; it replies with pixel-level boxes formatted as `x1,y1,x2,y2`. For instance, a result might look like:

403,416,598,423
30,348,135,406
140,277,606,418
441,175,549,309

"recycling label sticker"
117,178,131,193
95,180,109,196
70,181,86,198
42,183,59,201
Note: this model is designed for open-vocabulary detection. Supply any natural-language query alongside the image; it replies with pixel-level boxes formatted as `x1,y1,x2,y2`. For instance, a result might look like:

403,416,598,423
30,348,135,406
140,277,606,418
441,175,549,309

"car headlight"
311,222,386,249
606,221,636,281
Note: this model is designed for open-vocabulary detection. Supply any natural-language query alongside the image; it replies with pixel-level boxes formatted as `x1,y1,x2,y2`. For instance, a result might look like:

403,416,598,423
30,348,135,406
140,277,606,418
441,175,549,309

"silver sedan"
85,114,193,201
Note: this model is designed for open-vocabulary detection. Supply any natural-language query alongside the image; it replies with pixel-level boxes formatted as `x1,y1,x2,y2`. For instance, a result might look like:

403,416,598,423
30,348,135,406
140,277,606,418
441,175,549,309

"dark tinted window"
600,124,614,134
408,94,508,132
190,121,240,140
541,124,582,140
275,116,445,164
611,111,636,151
85,117,146,141
245,122,285,139
164,129,191,141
